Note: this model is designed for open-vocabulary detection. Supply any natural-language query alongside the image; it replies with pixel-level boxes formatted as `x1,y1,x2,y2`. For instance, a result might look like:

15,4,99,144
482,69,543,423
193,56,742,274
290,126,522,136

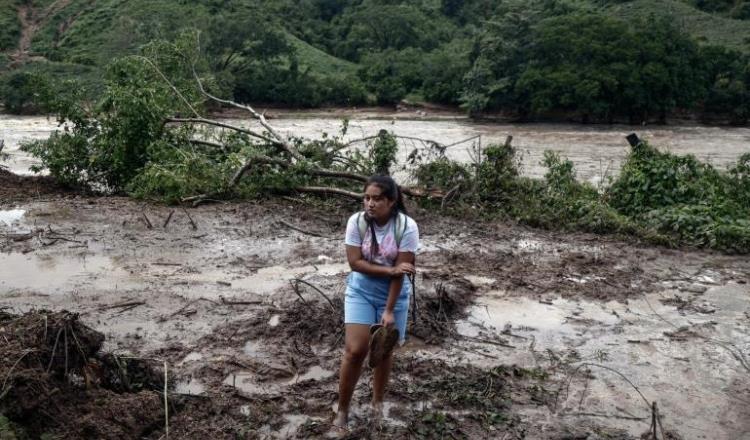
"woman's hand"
380,309,396,328
389,262,415,277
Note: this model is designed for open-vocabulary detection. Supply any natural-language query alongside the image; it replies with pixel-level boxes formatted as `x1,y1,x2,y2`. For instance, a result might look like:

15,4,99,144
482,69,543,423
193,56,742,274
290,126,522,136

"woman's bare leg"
334,324,370,427
371,350,394,416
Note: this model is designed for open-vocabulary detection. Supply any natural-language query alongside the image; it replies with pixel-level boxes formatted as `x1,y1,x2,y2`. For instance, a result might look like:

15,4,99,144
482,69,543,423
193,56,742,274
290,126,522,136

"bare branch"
295,186,362,200
343,134,446,149
292,278,337,311
166,117,277,145
190,64,306,162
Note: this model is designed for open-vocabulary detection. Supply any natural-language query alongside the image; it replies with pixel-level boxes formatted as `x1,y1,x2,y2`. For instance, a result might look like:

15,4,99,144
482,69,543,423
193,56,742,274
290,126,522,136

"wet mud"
1,178,749,439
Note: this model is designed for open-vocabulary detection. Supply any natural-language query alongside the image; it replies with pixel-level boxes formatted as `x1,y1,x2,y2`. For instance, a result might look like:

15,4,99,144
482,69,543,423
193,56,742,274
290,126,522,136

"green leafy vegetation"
0,70,49,114
0,0,21,52
412,138,750,252
22,33,206,190
0,414,19,440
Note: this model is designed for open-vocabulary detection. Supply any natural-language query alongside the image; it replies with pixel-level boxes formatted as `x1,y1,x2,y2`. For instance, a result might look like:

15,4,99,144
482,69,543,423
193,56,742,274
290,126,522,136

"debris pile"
0,311,165,439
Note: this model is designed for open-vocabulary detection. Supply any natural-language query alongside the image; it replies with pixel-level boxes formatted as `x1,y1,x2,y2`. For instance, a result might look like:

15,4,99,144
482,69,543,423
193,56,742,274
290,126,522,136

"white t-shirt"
345,212,419,267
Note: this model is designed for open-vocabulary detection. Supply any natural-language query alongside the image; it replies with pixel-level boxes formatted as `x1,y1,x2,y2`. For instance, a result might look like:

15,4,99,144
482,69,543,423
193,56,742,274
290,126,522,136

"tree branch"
309,169,368,182
343,134,446,149
229,155,289,187
189,139,226,150
132,55,201,118
190,64,306,162
295,186,362,200
166,117,277,145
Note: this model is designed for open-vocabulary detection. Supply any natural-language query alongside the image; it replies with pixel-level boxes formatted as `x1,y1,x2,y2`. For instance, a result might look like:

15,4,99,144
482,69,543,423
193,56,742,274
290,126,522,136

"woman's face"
364,184,395,222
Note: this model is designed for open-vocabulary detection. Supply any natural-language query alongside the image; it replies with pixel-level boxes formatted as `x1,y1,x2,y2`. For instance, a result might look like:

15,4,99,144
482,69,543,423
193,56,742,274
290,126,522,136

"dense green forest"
1,0,750,123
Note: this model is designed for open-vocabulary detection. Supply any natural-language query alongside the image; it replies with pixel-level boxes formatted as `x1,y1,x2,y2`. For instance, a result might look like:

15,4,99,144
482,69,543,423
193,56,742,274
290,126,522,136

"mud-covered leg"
371,350,394,417
334,324,370,428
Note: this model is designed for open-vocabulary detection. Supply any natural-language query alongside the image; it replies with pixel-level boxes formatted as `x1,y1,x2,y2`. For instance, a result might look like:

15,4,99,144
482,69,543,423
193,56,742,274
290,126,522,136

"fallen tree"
19,31,443,206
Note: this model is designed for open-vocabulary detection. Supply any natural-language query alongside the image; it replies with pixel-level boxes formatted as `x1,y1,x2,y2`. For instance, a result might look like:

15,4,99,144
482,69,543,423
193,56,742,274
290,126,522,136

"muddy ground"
1,172,749,439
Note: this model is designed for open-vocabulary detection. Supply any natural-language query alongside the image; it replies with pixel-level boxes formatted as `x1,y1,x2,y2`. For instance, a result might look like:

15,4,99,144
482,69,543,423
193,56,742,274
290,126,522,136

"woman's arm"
381,251,415,327
346,245,415,278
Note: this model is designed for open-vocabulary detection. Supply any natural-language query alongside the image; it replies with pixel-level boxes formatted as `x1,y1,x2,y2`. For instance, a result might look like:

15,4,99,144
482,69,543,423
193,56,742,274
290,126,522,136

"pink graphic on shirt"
361,228,399,266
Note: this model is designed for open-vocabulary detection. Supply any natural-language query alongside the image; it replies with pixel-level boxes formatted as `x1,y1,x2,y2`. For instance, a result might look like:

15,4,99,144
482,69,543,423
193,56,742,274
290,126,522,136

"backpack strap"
395,212,408,248
357,211,368,244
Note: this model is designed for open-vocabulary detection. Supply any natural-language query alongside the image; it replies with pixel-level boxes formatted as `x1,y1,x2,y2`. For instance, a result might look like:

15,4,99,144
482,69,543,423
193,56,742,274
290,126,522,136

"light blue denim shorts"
344,272,411,343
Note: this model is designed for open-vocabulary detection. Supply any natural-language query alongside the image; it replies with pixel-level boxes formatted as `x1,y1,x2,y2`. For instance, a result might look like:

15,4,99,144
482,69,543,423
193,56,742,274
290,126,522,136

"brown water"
2,114,749,185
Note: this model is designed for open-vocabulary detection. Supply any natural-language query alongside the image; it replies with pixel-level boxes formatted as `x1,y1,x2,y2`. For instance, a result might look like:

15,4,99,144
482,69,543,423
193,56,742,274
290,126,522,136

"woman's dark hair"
364,175,407,256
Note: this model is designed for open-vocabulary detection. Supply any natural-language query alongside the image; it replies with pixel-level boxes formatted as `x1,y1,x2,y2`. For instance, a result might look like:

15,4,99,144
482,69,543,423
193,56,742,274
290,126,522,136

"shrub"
414,158,473,192
476,143,520,201
0,72,52,114
608,142,730,216
371,130,398,175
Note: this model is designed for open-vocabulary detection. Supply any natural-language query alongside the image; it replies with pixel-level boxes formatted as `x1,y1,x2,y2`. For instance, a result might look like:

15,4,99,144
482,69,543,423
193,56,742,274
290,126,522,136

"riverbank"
5,97,750,127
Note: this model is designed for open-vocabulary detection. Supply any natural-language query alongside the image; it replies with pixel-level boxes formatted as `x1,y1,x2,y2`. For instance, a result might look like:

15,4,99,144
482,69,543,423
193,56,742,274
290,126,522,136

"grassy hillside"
1,0,359,86
285,32,358,78
0,0,21,52
31,0,212,65
3,0,749,77
607,0,750,52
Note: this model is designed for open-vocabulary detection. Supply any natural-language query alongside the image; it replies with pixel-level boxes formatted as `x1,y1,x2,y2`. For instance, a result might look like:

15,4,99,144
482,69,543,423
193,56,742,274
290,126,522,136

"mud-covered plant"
411,412,461,439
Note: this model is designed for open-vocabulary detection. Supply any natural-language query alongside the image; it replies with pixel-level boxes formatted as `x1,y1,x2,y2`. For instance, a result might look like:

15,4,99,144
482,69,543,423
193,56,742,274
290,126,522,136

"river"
2,113,749,185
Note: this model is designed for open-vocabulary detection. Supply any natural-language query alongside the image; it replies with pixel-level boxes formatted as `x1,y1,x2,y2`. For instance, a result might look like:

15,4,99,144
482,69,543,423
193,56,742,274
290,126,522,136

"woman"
333,175,419,429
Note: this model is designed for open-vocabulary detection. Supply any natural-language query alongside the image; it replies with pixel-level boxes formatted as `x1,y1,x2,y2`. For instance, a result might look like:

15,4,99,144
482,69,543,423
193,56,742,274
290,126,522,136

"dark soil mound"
410,275,477,343
0,310,165,439
0,169,72,203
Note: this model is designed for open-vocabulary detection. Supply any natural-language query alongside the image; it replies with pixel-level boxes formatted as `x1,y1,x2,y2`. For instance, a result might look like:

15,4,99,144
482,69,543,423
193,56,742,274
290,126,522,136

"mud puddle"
0,208,25,226
184,262,349,297
0,252,127,291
